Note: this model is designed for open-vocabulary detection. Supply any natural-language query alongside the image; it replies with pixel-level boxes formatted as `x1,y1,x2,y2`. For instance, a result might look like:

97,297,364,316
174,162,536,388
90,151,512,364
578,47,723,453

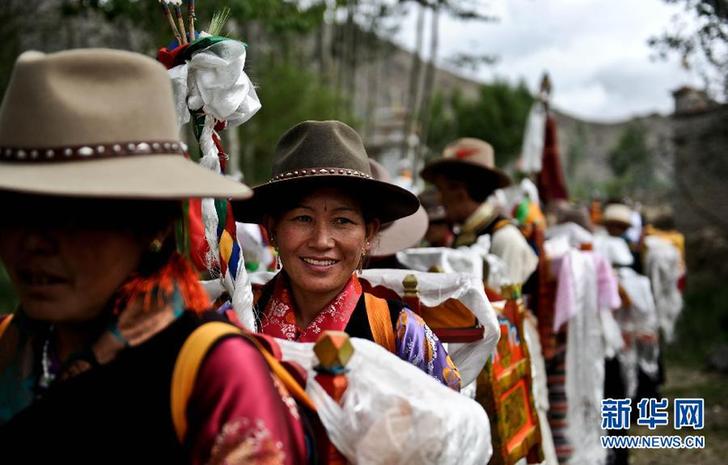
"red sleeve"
186,337,308,465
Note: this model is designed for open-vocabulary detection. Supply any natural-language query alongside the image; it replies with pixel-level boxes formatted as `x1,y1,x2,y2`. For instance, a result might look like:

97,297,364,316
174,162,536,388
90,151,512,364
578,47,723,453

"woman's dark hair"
466,182,496,204
131,201,183,276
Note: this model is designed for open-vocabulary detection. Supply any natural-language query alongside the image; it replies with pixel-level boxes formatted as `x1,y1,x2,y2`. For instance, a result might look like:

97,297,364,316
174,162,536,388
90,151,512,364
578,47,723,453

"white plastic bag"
279,337,493,465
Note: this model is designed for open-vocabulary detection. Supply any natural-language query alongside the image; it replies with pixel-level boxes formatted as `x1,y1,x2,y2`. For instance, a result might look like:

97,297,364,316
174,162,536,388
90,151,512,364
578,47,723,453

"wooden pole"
187,0,197,42
159,1,183,45
314,331,353,465
173,2,188,44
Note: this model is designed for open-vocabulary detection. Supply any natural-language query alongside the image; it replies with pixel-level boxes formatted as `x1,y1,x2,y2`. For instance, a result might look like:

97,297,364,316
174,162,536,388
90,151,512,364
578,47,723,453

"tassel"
114,252,210,315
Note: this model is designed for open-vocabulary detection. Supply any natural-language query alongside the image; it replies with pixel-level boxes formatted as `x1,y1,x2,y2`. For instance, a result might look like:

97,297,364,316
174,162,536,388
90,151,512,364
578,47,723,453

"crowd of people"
0,46,685,465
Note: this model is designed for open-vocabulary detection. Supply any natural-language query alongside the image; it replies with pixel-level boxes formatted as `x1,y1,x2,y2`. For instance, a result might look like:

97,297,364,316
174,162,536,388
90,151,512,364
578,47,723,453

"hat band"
269,167,372,183
0,140,188,162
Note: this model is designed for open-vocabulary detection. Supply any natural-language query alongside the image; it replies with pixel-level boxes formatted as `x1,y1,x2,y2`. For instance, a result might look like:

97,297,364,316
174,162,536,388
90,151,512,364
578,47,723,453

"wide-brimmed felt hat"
602,203,633,228
368,159,428,257
0,48,250,200
420,137,511,191
232,120,420,224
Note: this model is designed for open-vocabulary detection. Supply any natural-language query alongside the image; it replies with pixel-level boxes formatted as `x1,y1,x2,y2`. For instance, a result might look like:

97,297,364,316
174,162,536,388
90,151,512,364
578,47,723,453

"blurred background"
0,0,726,460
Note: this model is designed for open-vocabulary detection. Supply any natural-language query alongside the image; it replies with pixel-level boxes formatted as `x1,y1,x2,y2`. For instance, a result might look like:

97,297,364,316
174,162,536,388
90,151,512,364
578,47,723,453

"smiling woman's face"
271,187,376,302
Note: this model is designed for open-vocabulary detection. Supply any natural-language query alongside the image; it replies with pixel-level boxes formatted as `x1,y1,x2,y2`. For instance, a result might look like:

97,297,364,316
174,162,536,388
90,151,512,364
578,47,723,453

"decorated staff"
171,0,188,44
158,0,183,46
187,0,197,43
155,7,262,329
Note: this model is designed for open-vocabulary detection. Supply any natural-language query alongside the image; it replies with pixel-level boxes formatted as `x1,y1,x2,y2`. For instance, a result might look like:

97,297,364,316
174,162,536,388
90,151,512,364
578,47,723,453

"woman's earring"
357,251,366,274
274,247,282,270
149,238,163,253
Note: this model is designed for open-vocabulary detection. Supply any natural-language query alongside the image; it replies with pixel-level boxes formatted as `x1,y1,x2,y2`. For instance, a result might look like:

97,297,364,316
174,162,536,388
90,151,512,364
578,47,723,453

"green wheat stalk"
208,8,231,37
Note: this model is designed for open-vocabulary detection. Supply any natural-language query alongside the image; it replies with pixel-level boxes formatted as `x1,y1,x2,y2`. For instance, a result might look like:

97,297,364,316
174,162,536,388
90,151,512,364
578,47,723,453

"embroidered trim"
208,418,286,465
268,167,372,183
260,274,362,343
0,140,187,162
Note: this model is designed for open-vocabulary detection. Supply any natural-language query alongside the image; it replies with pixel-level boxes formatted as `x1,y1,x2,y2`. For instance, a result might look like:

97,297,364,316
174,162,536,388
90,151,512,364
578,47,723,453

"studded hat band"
269,167,372,183
0,140,188,162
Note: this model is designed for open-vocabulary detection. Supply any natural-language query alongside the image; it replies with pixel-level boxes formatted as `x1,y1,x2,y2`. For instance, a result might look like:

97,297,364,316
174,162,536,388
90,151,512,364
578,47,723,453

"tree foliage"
606,123,658,198
425,80,533,167
649,0,728,98
238,58,357,184
609,124,650,177
565,122,591,201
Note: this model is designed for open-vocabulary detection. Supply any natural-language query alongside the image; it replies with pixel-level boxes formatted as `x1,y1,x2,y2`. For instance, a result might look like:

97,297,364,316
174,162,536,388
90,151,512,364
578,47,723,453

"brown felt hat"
0,49,250,200
232,120,420,224
420,137,511,191
368,159,428,257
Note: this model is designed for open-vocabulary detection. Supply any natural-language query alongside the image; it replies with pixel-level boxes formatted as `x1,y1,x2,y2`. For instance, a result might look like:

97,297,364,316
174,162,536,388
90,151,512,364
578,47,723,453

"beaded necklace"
39,324,56,389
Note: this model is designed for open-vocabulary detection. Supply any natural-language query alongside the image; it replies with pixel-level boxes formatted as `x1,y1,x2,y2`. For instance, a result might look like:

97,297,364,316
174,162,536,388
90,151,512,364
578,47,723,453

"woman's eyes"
333,217,356,225
289,215,356,226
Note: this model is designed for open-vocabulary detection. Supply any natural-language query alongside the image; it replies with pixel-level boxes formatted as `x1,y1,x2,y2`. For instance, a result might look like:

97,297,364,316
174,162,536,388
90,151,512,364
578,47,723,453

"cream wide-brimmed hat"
420,137,512,193
0,48,250,200
602,203,633,228
368,159,428,257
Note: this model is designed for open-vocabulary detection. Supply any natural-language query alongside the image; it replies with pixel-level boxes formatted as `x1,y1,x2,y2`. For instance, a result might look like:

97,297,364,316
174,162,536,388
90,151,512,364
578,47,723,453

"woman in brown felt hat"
233,120,461,391
0,49,307,464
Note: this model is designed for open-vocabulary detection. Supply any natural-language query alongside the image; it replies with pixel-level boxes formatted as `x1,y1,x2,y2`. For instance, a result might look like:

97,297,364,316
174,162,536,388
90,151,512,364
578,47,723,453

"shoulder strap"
363,293,396,353
171,321,316,443
494,218,511,231
0,313,14,340
491,217,512,234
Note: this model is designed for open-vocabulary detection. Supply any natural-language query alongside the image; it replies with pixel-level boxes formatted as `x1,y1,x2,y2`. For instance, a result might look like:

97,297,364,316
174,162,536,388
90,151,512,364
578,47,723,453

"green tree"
425,79,533,167
609,124,650,177
238,58,357,184
566,122,591,201
606,123,655,198
650,0,728,98
401,0,497,159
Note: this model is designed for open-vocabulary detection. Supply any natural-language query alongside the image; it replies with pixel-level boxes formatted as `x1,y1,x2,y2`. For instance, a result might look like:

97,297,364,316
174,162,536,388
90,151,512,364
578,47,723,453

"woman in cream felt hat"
602,203,634,231
366,158,428,265
0,49,308,464
234,120,461,391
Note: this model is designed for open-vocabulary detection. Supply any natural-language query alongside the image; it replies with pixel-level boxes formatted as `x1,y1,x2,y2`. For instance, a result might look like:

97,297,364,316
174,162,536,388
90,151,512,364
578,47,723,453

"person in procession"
421,137,538,285
233,120,462,391
0,49,307,465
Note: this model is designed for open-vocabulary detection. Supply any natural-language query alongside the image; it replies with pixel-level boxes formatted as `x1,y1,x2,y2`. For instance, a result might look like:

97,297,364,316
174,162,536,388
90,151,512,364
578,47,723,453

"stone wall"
671,104,728,276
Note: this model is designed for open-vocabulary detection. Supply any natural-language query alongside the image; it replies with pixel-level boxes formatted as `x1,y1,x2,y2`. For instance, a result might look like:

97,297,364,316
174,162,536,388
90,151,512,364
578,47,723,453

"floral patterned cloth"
395,309,462,391
260,275,362,343
259,273,462,391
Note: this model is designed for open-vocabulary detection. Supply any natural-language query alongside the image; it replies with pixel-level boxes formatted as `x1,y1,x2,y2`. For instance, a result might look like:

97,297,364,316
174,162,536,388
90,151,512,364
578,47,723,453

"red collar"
260,273,362,342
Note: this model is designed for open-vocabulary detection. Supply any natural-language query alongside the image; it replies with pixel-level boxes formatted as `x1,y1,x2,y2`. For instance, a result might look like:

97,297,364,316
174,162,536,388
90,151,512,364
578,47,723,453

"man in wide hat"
421,137,537,285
